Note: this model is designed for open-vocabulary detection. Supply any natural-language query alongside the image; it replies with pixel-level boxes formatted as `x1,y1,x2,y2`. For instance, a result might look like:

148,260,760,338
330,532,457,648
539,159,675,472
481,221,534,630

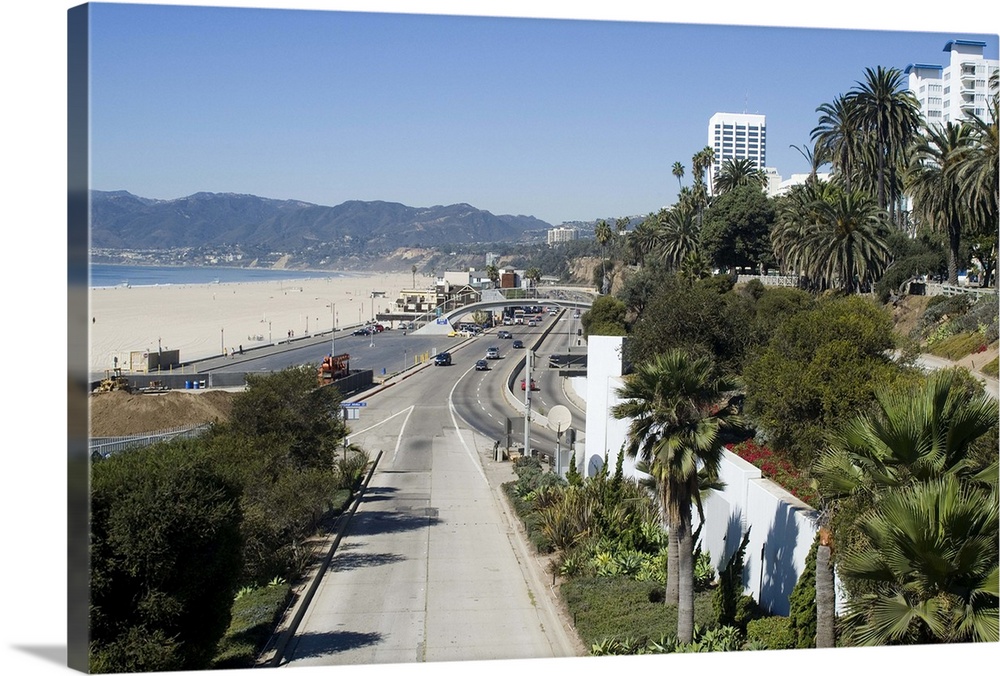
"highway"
276,309,587,666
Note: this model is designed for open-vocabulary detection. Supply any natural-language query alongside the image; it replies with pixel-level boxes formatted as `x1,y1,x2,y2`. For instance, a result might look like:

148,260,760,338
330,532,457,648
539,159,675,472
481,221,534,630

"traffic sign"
340,402,368,408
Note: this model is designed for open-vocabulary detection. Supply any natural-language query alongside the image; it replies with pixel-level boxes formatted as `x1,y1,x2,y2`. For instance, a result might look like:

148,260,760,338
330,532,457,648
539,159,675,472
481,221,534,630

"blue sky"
85,1,999,225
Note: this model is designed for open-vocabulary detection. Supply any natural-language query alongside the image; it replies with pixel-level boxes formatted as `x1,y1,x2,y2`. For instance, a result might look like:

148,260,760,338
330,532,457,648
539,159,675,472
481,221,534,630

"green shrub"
787,538,818,648
212,581,291,669
982,356,999,378
928,331,986,360
561,577,717,649
746,615,796,650
714,529,753,629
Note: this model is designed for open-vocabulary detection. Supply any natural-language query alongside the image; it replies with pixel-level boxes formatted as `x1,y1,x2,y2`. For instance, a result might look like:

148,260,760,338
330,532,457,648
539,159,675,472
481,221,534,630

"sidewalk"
913,351,999,400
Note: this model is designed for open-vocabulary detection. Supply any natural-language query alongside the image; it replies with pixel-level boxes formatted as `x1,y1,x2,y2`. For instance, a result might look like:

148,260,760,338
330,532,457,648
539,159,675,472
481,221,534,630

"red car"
520,378,539,391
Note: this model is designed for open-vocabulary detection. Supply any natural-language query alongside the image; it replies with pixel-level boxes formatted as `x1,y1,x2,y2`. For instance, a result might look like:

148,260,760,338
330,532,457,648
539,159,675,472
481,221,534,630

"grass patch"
212,582,291,669
927,331,986,360
561,576,717,649
982,356,999,378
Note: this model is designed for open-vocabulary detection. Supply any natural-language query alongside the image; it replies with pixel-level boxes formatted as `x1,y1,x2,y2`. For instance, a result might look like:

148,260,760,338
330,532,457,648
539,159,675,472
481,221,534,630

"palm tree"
524,267,542,290
956,95,999,257
672,161,685,190
628,213,662,267
846,66,922,221
906,121,976,285
615,216,630,252
655,202,701,271
485,263,500,289
713,157,767,196
838,476,998,645
411,264,417,288
678,250,711,284
812,369,998,499
790,142,825,183
812,95,861,192
611,350,737,643
772,186,890,292
812,369,999,646
595,219,613,293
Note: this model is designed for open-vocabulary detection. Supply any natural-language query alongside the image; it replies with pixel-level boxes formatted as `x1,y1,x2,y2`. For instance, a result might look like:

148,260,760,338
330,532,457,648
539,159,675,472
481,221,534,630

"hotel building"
905,39,999,126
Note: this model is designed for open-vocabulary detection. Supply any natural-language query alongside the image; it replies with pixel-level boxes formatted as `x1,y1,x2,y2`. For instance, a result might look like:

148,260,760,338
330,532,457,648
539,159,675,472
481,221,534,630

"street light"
317,298,336,357
369,291,376,348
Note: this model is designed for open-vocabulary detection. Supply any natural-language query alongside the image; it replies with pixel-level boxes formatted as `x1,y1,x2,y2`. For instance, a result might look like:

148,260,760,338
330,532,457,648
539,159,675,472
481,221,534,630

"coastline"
89,270,419,373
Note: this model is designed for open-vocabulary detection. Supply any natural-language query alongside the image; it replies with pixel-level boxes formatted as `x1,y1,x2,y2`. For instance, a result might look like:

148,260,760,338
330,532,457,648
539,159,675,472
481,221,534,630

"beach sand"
89,270,420,373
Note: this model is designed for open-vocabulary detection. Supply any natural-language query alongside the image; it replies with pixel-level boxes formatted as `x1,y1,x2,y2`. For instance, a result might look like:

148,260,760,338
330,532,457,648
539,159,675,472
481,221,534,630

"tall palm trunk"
661,481,679,605
676,509,695,644
947,217,961,285
815,532,835,648
666,528,679,606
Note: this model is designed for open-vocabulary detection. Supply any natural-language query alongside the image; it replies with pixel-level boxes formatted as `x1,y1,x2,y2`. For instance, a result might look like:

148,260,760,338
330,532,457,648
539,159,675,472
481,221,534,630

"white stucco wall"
581,335,638,478
583,336,833,616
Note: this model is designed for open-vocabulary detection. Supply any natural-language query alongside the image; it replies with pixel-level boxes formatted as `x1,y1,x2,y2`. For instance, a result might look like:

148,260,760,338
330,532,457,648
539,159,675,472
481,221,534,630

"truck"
318,353,350,386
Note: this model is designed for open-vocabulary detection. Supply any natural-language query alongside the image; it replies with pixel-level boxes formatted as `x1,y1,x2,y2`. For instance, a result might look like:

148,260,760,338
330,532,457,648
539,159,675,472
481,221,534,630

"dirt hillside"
90,389,235,437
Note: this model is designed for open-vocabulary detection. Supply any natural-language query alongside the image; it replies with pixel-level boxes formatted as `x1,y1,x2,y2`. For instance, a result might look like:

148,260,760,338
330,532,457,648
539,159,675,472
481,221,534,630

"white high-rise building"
547,226,578,245
905,39,999,126
707,112,767,183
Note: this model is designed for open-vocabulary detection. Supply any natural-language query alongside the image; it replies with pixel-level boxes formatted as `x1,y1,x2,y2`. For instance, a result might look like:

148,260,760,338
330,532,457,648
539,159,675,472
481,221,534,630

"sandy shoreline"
89,270,420,373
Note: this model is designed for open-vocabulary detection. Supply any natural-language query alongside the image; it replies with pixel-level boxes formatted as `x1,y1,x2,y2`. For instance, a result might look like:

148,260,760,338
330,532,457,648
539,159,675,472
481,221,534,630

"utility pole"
523,349,532,458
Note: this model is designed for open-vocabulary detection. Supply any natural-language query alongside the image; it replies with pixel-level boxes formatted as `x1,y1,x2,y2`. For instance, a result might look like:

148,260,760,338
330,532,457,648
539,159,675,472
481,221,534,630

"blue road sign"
340,402,368,408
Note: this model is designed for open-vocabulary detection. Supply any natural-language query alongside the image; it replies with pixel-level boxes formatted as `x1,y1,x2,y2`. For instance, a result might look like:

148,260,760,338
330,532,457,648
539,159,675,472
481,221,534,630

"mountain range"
90,190,552,252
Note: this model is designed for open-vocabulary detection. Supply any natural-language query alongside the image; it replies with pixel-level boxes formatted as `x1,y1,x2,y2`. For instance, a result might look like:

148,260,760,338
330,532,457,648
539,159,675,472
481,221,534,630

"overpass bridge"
411,287,595,335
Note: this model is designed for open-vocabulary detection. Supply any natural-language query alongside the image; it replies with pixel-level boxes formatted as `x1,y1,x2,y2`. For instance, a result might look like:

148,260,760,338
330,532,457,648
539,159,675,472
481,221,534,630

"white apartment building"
547,226,578,245
707,112,767,184
906,39,999,126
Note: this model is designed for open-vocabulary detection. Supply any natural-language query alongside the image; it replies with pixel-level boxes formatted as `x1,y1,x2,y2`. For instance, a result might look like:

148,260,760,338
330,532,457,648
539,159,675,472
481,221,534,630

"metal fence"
90,424,212,459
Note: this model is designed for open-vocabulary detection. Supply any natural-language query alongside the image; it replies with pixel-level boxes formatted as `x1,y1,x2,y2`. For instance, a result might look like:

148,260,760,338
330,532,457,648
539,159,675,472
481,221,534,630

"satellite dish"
547,405,572,435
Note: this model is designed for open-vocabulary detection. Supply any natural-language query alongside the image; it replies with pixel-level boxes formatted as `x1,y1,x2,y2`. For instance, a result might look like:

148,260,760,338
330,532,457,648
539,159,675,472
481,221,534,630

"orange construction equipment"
318,353,350,386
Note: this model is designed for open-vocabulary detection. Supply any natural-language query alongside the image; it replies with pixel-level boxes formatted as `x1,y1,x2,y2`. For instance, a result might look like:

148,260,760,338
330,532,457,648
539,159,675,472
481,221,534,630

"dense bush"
743,294,901,466
89,368,364,671
713,528,763,632
212,581,292,668
787,538,818,648
927,331,988,360
561,577,717,649
90,444,244,673
746,616,797,650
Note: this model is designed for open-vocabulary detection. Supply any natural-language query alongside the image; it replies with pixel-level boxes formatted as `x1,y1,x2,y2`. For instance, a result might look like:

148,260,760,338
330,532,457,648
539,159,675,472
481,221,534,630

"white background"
2,2,997,675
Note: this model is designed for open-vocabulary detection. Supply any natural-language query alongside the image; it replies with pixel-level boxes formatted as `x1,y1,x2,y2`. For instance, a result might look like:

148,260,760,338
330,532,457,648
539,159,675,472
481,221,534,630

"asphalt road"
278,328,585,667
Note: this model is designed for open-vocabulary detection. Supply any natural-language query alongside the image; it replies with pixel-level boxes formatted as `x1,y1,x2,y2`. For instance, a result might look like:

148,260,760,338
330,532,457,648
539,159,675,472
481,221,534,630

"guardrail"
90,424,211,458
925,282,997,299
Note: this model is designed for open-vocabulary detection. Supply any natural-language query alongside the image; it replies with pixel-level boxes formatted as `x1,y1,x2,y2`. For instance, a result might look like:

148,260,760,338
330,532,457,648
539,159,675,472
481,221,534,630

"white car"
486,346,501,359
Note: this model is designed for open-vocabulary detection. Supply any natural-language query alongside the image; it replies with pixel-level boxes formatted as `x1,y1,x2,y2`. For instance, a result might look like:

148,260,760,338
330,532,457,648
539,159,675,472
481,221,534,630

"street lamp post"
523,349,533,457
221,327,225,356
369,292,376,348
318,298,336,356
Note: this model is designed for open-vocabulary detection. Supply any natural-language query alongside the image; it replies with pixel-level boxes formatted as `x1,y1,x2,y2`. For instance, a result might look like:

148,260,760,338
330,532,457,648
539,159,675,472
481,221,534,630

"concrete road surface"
279,360,583,667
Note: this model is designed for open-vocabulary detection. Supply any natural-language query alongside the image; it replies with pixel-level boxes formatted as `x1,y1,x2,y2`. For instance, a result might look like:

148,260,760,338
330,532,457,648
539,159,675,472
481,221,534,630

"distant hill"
90,190,552,251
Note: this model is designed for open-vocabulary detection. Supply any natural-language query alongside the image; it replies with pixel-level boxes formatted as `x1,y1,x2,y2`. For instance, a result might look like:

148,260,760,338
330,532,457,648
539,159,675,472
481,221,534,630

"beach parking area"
89,270,417,374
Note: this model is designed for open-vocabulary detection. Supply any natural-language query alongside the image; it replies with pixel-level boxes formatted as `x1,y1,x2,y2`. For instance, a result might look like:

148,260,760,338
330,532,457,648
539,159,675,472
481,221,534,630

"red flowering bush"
725,440,818,506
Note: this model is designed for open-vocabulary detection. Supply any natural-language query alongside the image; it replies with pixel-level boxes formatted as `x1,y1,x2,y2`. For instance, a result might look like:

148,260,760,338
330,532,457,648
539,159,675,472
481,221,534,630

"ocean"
90,263,343,289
